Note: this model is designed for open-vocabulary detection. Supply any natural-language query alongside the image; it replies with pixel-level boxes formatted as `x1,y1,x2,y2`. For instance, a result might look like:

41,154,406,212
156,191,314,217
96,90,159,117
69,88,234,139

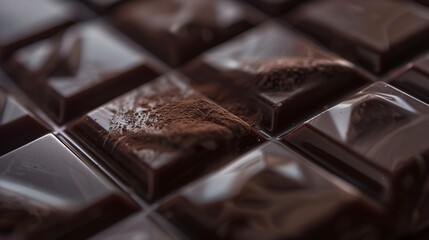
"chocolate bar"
69,73,262,201
184,21,369,133
0,0,75,59
392,54,429,104
0,134,138,239
6,20,162,123
284,82,429,234
160,142,386,240
288,0,429,74
112,0,262,66
0,88,48,155
0,0,429,239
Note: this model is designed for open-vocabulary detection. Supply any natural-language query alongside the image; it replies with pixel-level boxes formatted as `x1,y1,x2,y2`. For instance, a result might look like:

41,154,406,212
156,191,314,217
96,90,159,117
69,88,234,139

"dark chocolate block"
90,213,177,240
284,82,429,234
0,89,48,155
112,0,261,67
6,20,162,123
159,142,385,240
392,54,429,104
69,73,262,201
184,22,369,133
0,0,75,59
288,0,429,74
0,134,138,239
241,0,303,15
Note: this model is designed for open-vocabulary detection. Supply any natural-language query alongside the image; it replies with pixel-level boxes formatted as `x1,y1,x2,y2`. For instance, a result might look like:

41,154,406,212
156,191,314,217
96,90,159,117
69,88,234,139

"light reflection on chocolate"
7,20,161,123
160,142,384,240
285,82,429,234
185,22,369,133
113,0,261,66
0,0,75,59
69,73,262,201
289,0,429,73
0,134,138,239
0,89,48,155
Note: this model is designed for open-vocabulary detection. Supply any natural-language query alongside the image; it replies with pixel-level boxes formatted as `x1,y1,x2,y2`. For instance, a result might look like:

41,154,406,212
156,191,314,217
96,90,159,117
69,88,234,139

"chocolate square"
0,0,75,59
160,142,384,240
69,73,262,201
7,20,162,123
0,89,48,155
112,0,261,66
392,54,429,104
289,0,429,74
184,22,369,133
285,82,429,233
0,134,138,239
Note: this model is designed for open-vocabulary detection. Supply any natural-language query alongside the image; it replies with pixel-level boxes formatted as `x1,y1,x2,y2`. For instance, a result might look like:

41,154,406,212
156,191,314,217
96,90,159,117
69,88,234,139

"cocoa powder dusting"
191,81,261,126
106,86,251,152
242,58,353,92
191,58,351,126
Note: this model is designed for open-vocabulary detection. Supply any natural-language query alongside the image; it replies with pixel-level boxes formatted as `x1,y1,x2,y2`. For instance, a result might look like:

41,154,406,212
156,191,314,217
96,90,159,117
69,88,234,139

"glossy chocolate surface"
160,142,384,240
285,82,429,233
112,0,261,66
0,89,48,155
185,22,369,133
7,20,161,123
0,0,75,59
289,0,429,74
2,0,429,238
69,73,262,201
90,213,177,240
0,134,138,239
392,54,429,104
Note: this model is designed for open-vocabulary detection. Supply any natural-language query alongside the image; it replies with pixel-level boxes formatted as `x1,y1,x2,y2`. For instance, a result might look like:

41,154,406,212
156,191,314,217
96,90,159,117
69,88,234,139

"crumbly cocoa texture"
106,88,252,152
191,58,352,126
241,58,354,92
191,81,261,126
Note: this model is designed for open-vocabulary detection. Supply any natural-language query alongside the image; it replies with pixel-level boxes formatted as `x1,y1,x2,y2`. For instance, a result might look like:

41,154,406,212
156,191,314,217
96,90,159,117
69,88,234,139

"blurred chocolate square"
0,0,75,59
112,0,262,66
289,0,429,74
6,20,163,123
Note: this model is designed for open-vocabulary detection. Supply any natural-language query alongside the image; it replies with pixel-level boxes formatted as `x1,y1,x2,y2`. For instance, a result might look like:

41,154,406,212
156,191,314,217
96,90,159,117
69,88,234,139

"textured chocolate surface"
2,0,429,238
90,213,177,240
112,0,261,66
285,82,429,234
0,89,48,155
0,134,138,239
0,0,75,59
392,54,429,104
289,0,429,74
6,20,161,123
160,142,384,240
185,22,369,133
69,73,262,201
